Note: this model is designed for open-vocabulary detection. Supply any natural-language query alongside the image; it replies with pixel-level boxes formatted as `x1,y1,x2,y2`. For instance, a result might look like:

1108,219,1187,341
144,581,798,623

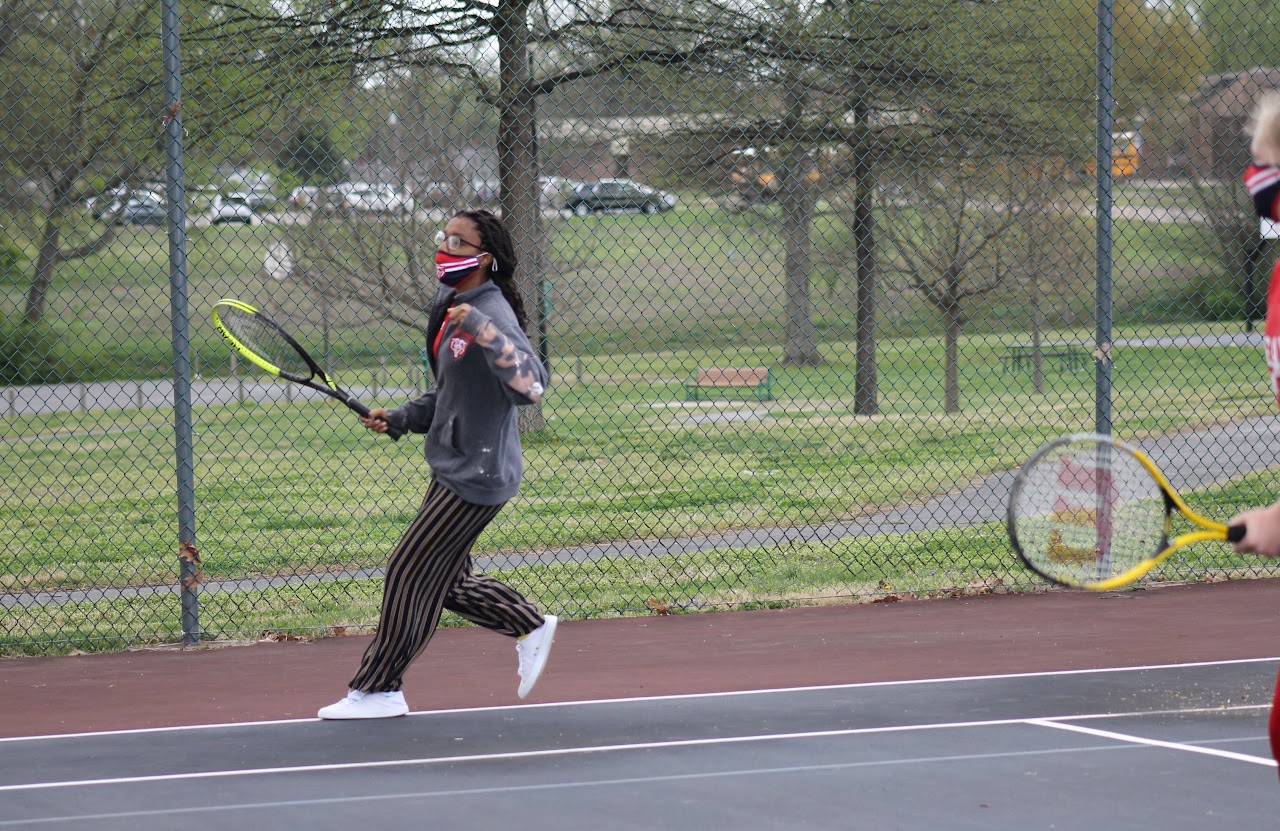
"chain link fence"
5,0,1280,654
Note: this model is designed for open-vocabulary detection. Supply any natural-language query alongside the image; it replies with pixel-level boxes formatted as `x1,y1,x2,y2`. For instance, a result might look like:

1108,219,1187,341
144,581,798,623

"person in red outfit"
1235,90,1280,776
1237,93,1280,548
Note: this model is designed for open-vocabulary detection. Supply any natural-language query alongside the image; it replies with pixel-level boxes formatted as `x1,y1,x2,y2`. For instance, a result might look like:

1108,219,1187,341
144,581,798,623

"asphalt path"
0,377,420,419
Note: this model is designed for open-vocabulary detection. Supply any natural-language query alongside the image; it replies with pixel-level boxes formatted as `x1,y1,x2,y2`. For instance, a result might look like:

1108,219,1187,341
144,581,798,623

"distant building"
1183,68,1280,180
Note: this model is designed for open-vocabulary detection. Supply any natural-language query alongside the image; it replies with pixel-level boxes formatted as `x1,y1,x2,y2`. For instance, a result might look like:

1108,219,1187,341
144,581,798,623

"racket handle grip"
1227,524,1246,543
347,398,371,418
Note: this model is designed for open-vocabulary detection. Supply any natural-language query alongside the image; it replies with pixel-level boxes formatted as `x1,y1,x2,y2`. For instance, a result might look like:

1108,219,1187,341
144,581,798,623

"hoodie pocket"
437,415,460,453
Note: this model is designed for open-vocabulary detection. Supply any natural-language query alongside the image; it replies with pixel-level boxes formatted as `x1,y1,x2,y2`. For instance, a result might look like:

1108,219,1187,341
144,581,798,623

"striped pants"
349,479,545,693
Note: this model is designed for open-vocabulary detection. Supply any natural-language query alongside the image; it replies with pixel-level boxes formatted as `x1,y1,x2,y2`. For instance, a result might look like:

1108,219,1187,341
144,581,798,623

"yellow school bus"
1083,131,1142,178
1112,130,1141,177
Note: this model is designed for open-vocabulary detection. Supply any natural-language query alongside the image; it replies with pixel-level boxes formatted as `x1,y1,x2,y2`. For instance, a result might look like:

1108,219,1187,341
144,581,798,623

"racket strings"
221,308,312,380
1013,442,1169,586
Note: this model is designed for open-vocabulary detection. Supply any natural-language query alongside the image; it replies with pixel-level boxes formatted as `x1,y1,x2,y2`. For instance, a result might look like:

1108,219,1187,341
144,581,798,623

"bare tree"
880,155,1021,412
665,0,988,410
7,0,325,323
240,0,776,429
8,0,155,323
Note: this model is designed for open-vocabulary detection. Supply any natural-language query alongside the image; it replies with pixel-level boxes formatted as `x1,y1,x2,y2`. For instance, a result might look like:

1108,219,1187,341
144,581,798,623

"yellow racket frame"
1089,440,1229,590
211,298,326,387
212,299,283,378
210,298,370,417
1015,433,1237,592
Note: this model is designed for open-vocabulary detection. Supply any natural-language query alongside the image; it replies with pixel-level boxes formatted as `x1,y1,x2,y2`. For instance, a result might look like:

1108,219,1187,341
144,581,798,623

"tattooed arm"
449,303,547,403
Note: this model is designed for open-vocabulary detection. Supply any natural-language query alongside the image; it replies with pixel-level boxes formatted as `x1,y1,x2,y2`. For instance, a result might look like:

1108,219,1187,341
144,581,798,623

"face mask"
436,251,481,287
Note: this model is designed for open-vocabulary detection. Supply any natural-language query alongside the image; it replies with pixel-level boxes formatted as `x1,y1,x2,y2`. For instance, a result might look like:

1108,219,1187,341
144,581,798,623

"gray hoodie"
384,282,548,505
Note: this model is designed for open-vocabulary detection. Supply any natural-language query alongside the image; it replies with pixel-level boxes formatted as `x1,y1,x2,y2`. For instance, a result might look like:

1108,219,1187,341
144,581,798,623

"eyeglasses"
435,230,484,253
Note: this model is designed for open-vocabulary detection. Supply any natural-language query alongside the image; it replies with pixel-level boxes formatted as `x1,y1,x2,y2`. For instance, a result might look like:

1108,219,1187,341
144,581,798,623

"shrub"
2,318,65,385
0,318,117,385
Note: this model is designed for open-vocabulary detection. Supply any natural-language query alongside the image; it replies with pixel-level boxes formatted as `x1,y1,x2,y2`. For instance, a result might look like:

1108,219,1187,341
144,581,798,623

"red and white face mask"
436,251,481,286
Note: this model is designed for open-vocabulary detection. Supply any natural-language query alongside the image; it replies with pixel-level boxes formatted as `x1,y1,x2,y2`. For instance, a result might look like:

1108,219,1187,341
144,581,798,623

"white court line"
0,704,1267,794
1028,718,1278,767
3,655,1275,744
0,744,1155,828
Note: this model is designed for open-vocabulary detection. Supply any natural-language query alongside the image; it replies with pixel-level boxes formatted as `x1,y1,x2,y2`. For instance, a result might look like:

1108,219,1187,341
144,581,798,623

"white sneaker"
516,615,558,699
317,689,408,720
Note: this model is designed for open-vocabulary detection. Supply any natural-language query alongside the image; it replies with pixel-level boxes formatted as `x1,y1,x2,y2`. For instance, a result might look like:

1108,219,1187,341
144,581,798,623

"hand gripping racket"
1007,433,1244,591
211,299,371,418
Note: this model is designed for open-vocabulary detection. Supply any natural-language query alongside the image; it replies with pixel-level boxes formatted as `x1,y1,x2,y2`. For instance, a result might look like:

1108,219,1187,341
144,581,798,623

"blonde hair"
1249,91,1280,153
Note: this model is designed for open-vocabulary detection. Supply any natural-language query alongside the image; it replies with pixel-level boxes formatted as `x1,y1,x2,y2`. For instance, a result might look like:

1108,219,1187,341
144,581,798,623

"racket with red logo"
211,299,371,418
1007,433,1244,590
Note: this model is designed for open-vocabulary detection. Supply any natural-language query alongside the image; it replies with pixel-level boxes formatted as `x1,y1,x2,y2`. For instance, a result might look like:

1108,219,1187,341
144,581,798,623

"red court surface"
4,577,1279,739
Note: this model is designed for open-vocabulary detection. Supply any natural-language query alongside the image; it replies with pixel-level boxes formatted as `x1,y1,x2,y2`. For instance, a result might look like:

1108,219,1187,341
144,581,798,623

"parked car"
289,186,320,210
238,187,275,212
208,194,255,225
317,182,355,214
118,195,168,226
562,179,675,215
339,182,414,215
539,176,582,210
89,187,165,220
86,186,130,218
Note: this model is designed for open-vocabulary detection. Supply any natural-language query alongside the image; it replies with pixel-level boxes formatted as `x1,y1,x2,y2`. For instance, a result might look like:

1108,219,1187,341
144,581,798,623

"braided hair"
457,208,529,332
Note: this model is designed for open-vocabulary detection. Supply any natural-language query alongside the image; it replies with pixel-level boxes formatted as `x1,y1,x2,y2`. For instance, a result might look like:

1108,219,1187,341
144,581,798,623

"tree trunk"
1027,194,1048,395
496,0,545,433
781,205,820,366
24,216,62,323
944,295,962,414
779,81,822,367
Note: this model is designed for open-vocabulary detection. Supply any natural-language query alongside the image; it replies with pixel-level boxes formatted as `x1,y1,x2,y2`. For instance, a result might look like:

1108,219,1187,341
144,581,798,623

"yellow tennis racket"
211,299,371,418
1007,433,1244,591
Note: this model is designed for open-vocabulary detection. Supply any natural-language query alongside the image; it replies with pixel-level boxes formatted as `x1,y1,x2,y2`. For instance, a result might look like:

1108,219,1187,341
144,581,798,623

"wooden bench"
1001,345,1090,374
685,367,773,402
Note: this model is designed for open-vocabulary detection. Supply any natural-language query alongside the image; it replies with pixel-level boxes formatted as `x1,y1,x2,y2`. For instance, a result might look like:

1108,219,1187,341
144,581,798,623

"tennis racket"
211,299,371,418
1007,433,1244,591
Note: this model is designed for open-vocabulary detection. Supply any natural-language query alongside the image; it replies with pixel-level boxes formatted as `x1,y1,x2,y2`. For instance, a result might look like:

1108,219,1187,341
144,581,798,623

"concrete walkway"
1,377,418,419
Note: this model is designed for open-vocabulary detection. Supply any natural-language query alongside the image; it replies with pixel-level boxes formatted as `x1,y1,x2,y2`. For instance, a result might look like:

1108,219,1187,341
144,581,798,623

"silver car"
562,178,675,216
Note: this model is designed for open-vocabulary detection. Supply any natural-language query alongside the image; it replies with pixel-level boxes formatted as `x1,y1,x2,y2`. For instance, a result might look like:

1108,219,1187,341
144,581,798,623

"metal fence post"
161,0,199,644
1095,0,1114,438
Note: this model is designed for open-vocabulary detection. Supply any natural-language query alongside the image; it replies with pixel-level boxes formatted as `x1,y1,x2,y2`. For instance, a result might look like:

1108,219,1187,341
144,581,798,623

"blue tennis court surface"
3,657,1275,830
